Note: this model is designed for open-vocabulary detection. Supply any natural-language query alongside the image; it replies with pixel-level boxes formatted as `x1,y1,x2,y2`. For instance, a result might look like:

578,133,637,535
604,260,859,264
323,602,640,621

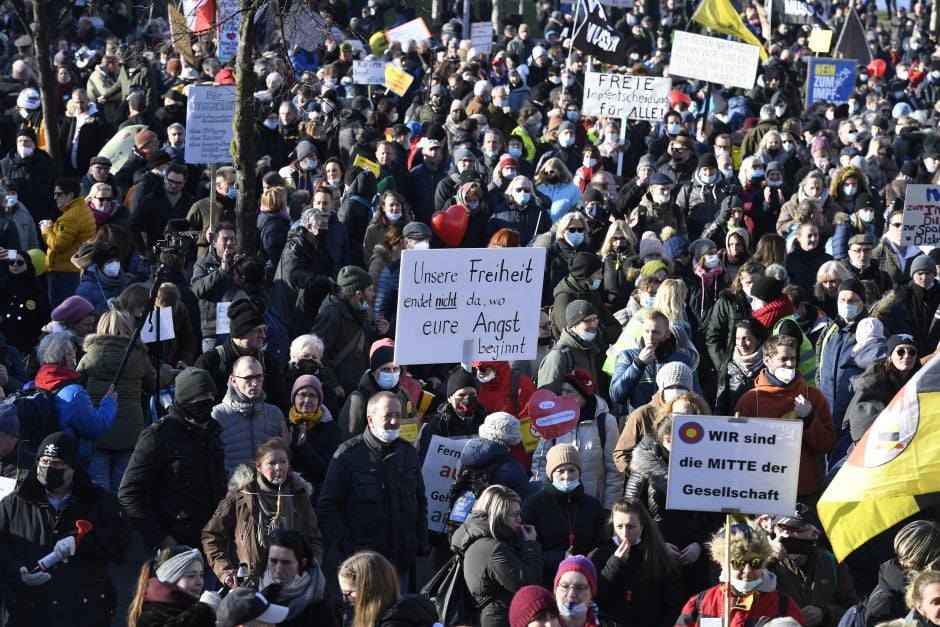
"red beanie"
554,555,597,596
509,585,557,627
498,156,518,172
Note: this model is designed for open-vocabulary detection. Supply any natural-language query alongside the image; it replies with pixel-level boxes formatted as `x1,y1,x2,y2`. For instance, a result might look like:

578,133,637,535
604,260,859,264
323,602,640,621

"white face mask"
102,260,121,278
552,478,581,493
750,298,764,311
704,254,720,269
858,209,874,223
774,367,796,384
373,427,400,443
730,576,762,593
576,329,596,343
17,146,33,159
559,601,590,618
412,241,430,250
513,190,530,205
477,370,496,383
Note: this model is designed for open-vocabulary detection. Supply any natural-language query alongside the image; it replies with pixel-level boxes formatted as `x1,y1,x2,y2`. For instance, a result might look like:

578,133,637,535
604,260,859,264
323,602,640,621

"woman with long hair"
257,186,290,277
544,211,591,305
128,546,216,627
536,157,582,222
590,497,683,626
202,437,324,587
452,484,542,626
600,220,639,310
867,521,940,626
705,260,763,373
715,319,769,415
750,234,787,269
363,191,411,263
812,260,854,319
905,569,940,627
258,530,337,626
338,551,401,627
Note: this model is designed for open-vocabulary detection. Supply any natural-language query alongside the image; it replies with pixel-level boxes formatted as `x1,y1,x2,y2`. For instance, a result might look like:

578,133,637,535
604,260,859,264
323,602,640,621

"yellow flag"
818,355,940,561
692,0,769,61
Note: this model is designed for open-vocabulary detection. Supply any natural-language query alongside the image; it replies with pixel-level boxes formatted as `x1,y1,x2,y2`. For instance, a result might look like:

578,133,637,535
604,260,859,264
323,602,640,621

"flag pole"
724,513,732,627
561,0,584,101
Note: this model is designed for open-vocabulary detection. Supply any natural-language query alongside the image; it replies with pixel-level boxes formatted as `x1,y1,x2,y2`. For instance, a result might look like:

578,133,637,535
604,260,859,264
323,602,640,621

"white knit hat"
854,318,885,353
479,412,522,446
655,362,694,391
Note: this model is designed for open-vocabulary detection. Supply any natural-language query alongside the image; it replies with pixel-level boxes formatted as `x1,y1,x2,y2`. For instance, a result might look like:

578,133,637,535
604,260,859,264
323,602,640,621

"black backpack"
4,386,62,453
445,458,503,539
420,549,492,626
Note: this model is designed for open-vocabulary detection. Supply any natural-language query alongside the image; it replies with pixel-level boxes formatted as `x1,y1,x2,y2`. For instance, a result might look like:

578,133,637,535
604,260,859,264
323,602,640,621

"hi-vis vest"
773,315,816,384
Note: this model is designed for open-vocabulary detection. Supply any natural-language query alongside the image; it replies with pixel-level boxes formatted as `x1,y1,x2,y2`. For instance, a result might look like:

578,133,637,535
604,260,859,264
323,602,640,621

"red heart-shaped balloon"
431,204,469,248
527,389,580,441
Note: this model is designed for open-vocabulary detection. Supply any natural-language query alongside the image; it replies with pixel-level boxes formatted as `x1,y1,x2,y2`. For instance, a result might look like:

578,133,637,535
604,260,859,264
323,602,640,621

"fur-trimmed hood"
226,463,314,498
829,165,870,197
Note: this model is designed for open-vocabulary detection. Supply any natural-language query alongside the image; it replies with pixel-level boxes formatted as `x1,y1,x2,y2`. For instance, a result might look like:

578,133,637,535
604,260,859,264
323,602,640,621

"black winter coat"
378,594,441,627
0,470,131,627
337,370,415,440
311,293,372,396
865,559,907,627
0,148,57,222
705,288,751,371
137,579,216,627
270,229,336,338
521,481,608,588
786,243,833,295
590,541,685,627
193,338,287,410
715,357,763,415
450,510,542,627
487,198,551,246
118,405,227,549
417,403,486,465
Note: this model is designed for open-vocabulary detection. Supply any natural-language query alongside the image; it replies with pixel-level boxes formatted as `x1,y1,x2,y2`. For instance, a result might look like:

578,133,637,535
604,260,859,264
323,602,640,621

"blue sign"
806,58,858,106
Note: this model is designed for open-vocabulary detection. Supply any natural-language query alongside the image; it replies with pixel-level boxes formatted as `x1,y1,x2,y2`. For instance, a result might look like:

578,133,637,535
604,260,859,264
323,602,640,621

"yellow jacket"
43,197,96,273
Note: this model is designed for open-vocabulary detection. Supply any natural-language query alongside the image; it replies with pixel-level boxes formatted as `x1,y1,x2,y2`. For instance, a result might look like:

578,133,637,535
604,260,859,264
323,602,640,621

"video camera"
153,219,196,258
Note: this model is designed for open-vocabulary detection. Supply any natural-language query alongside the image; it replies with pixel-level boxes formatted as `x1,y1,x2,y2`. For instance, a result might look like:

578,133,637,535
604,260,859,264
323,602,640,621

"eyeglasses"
233,374,264,383
895,348,917,357
567,227,585,233
95,196,113,201
850,247,872,253
730,558,765,570
557,583,591,593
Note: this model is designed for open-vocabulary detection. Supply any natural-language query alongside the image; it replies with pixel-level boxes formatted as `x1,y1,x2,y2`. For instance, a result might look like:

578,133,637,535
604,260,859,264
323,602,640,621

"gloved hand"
53,536,76,562
19,566,51,586
199,591,223,611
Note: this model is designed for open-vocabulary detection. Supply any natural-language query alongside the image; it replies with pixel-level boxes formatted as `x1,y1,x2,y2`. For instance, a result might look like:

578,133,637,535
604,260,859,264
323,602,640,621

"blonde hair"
536,157,574,184
895,520,940,571
339,551,401,627
260,186,287,213
472,484,521,537
557,211,588,238
906,569,940,611
96,308,134,337
654,278,687,323
599,220,637,257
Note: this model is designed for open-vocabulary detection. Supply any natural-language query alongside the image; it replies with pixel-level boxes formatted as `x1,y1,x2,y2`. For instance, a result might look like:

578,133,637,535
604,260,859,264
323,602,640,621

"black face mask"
37,465,67,490
315,230,329,242
781,535,817,556
538,336,553,346
295,359,321,375
181,399,215,423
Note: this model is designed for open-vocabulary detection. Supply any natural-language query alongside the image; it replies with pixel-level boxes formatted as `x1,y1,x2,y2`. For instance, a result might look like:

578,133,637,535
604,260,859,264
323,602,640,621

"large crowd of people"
0,0,938,624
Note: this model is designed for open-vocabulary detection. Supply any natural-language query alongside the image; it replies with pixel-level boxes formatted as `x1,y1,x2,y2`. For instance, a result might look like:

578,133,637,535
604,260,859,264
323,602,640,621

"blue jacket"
75,265,131,313
610,343,700,411
458,438,535,500
817,317,868,429
536,182,582,222
375,259,400,329
408,162,448,224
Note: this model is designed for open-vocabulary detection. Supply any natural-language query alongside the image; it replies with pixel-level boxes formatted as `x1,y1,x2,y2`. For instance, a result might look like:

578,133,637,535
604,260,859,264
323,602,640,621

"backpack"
420,549,492,625
837,602,868,627
445,458,503,538
3,386,62,453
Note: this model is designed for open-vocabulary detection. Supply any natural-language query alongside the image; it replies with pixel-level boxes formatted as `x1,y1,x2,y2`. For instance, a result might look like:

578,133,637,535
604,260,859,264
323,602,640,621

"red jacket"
474,360,536,471
676,583,806,627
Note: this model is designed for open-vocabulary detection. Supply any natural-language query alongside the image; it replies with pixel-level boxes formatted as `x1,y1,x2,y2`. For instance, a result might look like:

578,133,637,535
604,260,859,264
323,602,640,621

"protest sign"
384,64,415,97
184,86,236,164
669,31,760,90
582,72,671,121
666,415,802,516
394,248,546,365
353,60,385,85
141,307,175,344
805,58,857,107
520,417,539,453
385,17,432,44
807,29,834,53
215,302,231,335
901,184,940,246
98,125,145,171
471,22,493,53
353,154,381,178
422,436,471,532
0,477,14,501
168,5,196,66
572,0,629,65
600,0,634,7
216,0,239,62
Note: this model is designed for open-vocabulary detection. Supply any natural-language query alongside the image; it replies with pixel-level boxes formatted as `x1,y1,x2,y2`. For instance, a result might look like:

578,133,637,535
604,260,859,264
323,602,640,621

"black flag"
766,0,828,27
833,5,873,65
572,0,630,65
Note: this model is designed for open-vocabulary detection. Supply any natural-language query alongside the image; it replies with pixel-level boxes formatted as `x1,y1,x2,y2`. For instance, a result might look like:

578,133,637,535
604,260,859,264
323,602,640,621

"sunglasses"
8,259,24,267
895,348,917,357
567,227,585,233
233,374,264,383
730,558,765,570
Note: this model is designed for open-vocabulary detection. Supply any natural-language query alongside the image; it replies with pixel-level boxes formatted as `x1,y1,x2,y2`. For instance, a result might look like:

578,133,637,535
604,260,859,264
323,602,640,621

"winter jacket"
43,196,97,273
890,283,940,357
476,361,536,418
632,193,687,237
417,403,486,465
458,438,534,500
407,162,448,225
816,317,869,429
193,338,286,410
590,540,685,627
610,338,701,411
675,173,733,239
689,261,730,330
32,364,118,462
613,393,667,473
202,465,323,584
317,427,428,572
537,328,602,394
270,229,336,338
118,404,227,549
212,383,285,477
865,559,907,627
530,397,622,509
705,289,752,371
674,575,805,627
75,264,132,313
551,276,621,350
450,509,542,627
768,547,858,627
537,181,582,221
544,238,589,306
136,578,216,627
0,470,131,627
378,594,441,627
77,334,159,451
288,408,341,495
310,294,372,396
190,247,239,337
844,361,911,443
0,255,48,354
374,257,401,329
257,210,290,275
338,370,417,441
6,200,40,250
872,238,922,285
487,198,551,246
734,370,835,495
521,480,608,586
0,148,57,223
715,355,763,415
786,243,833,295
186,195,236,257
0,441,34,485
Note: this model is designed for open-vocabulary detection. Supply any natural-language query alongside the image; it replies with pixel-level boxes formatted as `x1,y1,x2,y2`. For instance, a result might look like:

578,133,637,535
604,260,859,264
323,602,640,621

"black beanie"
568,252,603,280
228,298,266,337
370,345,395,372
174,367,217,404
447,367,479,397
37,432,80,469
750,275,785,302
697,153,718,169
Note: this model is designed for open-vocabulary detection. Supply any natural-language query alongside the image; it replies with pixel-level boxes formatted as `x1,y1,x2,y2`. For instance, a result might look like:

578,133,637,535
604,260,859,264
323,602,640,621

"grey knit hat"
479,412,523,446
655,361,694,391
174,367,217,404
689,238,717,262
565,300,597,327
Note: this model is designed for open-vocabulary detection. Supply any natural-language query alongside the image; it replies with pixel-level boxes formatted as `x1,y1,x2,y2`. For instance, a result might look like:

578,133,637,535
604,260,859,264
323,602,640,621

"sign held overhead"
582,72,671,121
669,30,761,90
901,184,940,246
184,86,236,164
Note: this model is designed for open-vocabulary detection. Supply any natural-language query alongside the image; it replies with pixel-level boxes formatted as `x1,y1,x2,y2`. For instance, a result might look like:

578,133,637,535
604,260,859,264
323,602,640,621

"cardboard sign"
666,415,802,516
168,5,196,67
527,389,580,440
141,306,176,344
384,64,415,96
421,435,471,532
669,31,760,91
353,154,381,178
0,476,15,501
471,22,493,54
97,124,146,171
394,248,546,365
385,17,432,44
353,60,385,85
901,184,940,246
215,302,231,335
582,72,671,121
519,417,540,453
184,86,236,164
216,0,239,63
805,58,857,107
807,29,834,53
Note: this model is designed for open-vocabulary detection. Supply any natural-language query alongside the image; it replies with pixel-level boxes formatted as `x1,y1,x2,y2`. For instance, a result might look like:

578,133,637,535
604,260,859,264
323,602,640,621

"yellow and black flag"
692,0,769,60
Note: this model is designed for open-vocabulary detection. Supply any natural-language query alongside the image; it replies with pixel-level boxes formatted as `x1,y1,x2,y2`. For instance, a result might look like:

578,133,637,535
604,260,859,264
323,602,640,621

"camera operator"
191,221,240,352
129,164,193,260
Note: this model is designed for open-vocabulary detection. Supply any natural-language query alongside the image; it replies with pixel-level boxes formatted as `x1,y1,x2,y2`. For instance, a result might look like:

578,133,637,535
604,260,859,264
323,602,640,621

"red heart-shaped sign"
431,204,469,248
527,389,580,441
227,32,236,40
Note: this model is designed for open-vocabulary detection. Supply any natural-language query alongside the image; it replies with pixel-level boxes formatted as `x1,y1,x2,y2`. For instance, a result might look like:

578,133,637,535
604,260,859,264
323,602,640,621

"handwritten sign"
582,72,671,121
807,29,834,53
902,184,940,246
422,435,471,532
669,31,760,91
666,415,802,516
184,86,236,164
471,22,493,54
353,60,385,85
385,17,432,44
805,58,857,107
394,248,546,365
384,64,415,97
216,0,239,62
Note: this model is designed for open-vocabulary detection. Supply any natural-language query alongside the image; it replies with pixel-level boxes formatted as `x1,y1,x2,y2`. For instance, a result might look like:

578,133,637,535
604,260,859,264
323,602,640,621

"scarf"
89,200,118,227
288,406,323,427
751,297,794,330
733,348,763,373
260,567,325,619
254,474,295,547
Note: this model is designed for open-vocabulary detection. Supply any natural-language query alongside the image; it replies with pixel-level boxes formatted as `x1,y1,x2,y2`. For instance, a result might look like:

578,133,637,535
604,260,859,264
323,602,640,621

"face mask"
928,163,938,174
666,123,682,135
751,169,765,179
839,302,860,321
6,196,16,208
584,158,597,168
483,149,499,159
264,119,278,130
769,179,783,188
102,260,121,278
780,536,817,556
750,298,764,311
783,141,795,153
721,169,734,179
644,294,656,308
295,358,320,374
565,232,584,247
859,73,869,82
552,478,581,493
376,371,400,389
374,428,400,443
704,254,720,269
559,601,589,618
37,465,67,490
321,100,335,114
607,134,619,144
701,173,719,185
227,187,237,199
513,191,530,205
503,170,517,181
576,329,596,343
328,178,343,187
508,146,523,159
466,201,480,212
182,398,215,423
826,110,835,121
589,278,601,291
17,146,33,159
566,110,578,121
477,370,496,383
858,209,874,223
814,158,829,169
843,184,857,197
774,367,796,384
846,132,858,143
385,211,402,222
654,193,670,205
730,577,762,594
559,135,575,148
305,158,318,170
357,299,370,312
412,241,430,250
775,106,786,118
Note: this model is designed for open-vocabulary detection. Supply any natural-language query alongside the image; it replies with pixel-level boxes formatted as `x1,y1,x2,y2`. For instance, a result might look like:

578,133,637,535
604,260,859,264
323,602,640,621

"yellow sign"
353,154,380,179
168,5,196,67
519,417,540,453
808,29,834,53
400,421,419,443
384,64,415,97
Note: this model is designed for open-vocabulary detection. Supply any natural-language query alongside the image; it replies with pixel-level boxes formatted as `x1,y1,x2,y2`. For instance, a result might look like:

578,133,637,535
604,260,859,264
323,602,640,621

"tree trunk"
32,0,63,173
491,0,501,34
232,0,259,255
431,0,444,23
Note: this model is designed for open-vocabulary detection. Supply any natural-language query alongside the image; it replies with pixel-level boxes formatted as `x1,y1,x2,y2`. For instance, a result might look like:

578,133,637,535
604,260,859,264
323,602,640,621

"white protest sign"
666,415,802,516
216,0,239,62
601,0,633,6
184,86,236,164
901,184,940,246
353,60,385,85
394,248,546,365
385,17,432,44
0,476,15,501
582,72,671,121
471,22,493,53
215,302,231,335
669,31,760,91
141,307,176,344
422,435,471,532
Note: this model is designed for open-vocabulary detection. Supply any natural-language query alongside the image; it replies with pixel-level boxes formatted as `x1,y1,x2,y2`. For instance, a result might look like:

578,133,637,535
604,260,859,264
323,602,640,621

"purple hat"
51,295,95,324
291,375,323,404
